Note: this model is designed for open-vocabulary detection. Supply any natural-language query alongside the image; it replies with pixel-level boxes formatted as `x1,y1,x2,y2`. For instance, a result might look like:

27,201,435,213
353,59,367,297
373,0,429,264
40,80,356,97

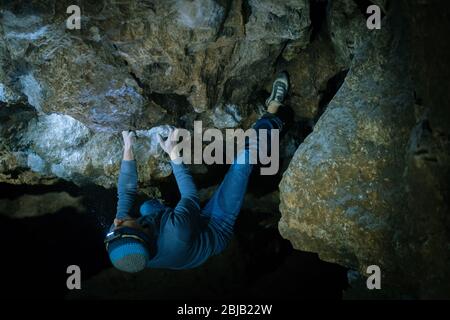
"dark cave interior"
0,175,349,299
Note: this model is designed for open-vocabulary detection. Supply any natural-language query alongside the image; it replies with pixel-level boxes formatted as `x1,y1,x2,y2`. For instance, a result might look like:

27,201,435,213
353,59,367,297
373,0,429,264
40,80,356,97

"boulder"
279,1,450,298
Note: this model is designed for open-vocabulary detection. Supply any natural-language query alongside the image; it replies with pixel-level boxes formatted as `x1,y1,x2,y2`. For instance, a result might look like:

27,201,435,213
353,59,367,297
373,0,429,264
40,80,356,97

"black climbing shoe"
265,71,290,107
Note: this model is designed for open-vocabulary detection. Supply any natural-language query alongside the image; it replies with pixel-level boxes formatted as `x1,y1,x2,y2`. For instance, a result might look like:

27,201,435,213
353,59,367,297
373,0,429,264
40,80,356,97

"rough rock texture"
283,36,341,120
0,0,310,130
1,107,172,188
327,0,389,69
0,0,312,187
279,0,450,298
0,100,173,189
327,0,368,68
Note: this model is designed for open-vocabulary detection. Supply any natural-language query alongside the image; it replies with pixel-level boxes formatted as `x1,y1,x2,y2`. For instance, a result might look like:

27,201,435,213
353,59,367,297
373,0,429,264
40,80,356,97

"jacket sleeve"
171,161,200,217
116,160,138,220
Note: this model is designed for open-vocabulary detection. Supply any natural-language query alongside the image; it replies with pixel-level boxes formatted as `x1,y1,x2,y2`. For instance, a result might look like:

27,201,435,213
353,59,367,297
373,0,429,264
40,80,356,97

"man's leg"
203,72,291,254
112,131,138,230
203,107,286,254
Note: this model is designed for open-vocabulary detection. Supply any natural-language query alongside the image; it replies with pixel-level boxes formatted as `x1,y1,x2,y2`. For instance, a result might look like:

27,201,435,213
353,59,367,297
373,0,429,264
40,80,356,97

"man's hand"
157,127,182,162
122,131,136,161
122,131,136,149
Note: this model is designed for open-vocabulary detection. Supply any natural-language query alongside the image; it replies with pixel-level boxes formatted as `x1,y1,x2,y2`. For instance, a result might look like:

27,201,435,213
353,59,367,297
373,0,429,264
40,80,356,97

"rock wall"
279,0,450,298
0,0,311,187
0,0,310,130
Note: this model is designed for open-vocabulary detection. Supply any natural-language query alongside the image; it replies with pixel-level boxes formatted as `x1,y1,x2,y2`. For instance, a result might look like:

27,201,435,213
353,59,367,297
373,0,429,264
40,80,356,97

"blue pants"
200,114,283,254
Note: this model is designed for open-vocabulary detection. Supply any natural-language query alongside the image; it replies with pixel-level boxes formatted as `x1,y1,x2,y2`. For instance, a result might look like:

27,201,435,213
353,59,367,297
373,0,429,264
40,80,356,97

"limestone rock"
0,0,312,188
0,0,310,130
279,1,450,298
0,106,172,188
284,36,341,120
1,10,154,132
327,0,368,68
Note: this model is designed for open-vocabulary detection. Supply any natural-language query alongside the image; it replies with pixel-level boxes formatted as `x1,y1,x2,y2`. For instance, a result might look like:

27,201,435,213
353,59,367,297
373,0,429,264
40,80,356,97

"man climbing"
105,72,293,272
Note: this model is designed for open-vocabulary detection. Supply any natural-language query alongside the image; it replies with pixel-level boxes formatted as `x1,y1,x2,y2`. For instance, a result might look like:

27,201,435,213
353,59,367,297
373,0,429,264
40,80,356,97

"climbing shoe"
265,71,290,107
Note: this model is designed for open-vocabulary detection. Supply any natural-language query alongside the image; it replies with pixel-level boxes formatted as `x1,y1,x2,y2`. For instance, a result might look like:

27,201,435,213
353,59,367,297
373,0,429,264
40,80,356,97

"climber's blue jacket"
115,159,248,270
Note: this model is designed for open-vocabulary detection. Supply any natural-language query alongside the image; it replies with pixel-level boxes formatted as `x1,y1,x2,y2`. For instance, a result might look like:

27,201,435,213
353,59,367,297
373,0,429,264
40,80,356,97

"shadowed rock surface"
279,0,450,299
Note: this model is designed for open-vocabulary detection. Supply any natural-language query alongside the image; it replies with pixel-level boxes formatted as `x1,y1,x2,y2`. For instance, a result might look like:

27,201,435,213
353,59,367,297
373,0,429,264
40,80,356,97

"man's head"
105,219,154,273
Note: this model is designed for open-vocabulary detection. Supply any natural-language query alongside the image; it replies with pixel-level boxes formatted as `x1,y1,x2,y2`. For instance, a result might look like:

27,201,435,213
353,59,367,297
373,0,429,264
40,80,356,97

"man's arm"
157,128,200,217
116,160,138,220
115,131,138,221
171,161,200,216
